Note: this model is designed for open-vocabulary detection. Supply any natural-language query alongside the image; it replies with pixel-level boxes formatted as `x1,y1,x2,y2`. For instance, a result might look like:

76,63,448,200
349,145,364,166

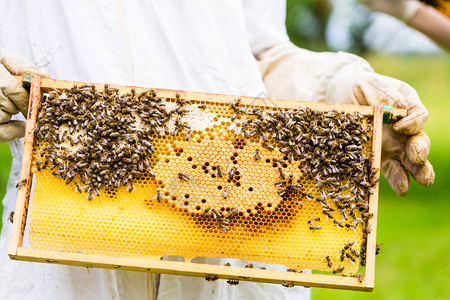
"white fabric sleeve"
242,0,290,56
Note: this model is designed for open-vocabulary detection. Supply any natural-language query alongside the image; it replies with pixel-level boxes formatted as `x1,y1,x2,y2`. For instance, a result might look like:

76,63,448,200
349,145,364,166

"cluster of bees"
228,100,378,270
34,84,192,200
34,84,378,281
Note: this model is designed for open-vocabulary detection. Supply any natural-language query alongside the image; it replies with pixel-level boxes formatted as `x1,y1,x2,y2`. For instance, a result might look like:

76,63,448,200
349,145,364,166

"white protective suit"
0,0,311,299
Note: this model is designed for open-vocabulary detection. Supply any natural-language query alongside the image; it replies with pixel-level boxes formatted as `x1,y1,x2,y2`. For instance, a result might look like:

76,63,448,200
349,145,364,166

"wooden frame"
8,76,406,292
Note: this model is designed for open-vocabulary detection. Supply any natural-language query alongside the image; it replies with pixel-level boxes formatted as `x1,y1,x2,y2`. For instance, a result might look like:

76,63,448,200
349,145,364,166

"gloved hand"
0,47,48,142
257,42,435,196
358,0,421,22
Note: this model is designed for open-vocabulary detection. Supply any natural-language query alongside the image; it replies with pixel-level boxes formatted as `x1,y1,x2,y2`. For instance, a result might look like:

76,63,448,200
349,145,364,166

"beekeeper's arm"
359,0,450,50
243,0,435,196
0,47,48,142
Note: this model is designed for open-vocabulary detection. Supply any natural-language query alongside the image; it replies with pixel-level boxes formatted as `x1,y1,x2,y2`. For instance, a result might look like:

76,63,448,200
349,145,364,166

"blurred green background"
1,1,449,299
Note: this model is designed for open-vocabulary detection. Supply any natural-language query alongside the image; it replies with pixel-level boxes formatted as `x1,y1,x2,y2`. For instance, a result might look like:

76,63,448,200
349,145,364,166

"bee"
229,98,241,111
274,181,284,188
126,183,134,193
36,160,42,171
354,273,364,283
75,182,83,193
263,142,274,151
156,189,161,203
277,188,286,197
222,187,228,199
326,256,333,268
201,207,211,217
307,217,320,224
211,208,222,219
205,275,219,282
178,172,189,181
8,211,14,223
278,167,286,180
224,262,231,266
66,176,74,185
345,223,356,232
244,264,253,268
340,249,346,262
309,225,322,231
333,220,344,229
350,248,359,257
216,165,223,178
86,192,94,201
282,281,294,288
288,152,294,163
228,167,236,180
287,174,294,184
362,212,373,219
370,178,381,187
333,267,345,274
363,225,371,235
254,149,260,161
280,146,290,154
219,224,229,232
287,268,300,273
198,104,206,109
346,253,356,262
171,128,178,136
227,279,239,285
292,184,302,192
15,179,27,189
230,208,239,217
376,243,382,255
185,131,191,141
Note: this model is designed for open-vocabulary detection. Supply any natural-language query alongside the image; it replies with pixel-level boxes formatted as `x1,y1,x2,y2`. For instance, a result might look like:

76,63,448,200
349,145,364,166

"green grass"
313,54,450,300
0,142,11,231
0,55,449,299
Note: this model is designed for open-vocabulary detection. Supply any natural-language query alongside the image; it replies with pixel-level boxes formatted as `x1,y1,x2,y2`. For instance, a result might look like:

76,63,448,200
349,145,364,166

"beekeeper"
0,1,434,299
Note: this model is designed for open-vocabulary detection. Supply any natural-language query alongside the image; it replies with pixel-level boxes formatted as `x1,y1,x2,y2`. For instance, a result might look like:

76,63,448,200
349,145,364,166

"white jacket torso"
0,0,310,299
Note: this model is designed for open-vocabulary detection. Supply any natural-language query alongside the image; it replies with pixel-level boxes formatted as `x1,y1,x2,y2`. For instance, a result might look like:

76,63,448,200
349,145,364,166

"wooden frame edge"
363,106,384,289
11,247,372,292
8,75,41,256
37,77,407,117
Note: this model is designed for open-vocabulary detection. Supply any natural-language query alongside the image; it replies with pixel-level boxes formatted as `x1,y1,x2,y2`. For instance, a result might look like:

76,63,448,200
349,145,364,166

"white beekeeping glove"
257,42,434,196
358,0,421,22
0,47,48,142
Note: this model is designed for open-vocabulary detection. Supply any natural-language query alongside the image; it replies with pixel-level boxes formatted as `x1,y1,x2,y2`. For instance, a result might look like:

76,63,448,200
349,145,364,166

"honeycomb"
28,87,376,276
